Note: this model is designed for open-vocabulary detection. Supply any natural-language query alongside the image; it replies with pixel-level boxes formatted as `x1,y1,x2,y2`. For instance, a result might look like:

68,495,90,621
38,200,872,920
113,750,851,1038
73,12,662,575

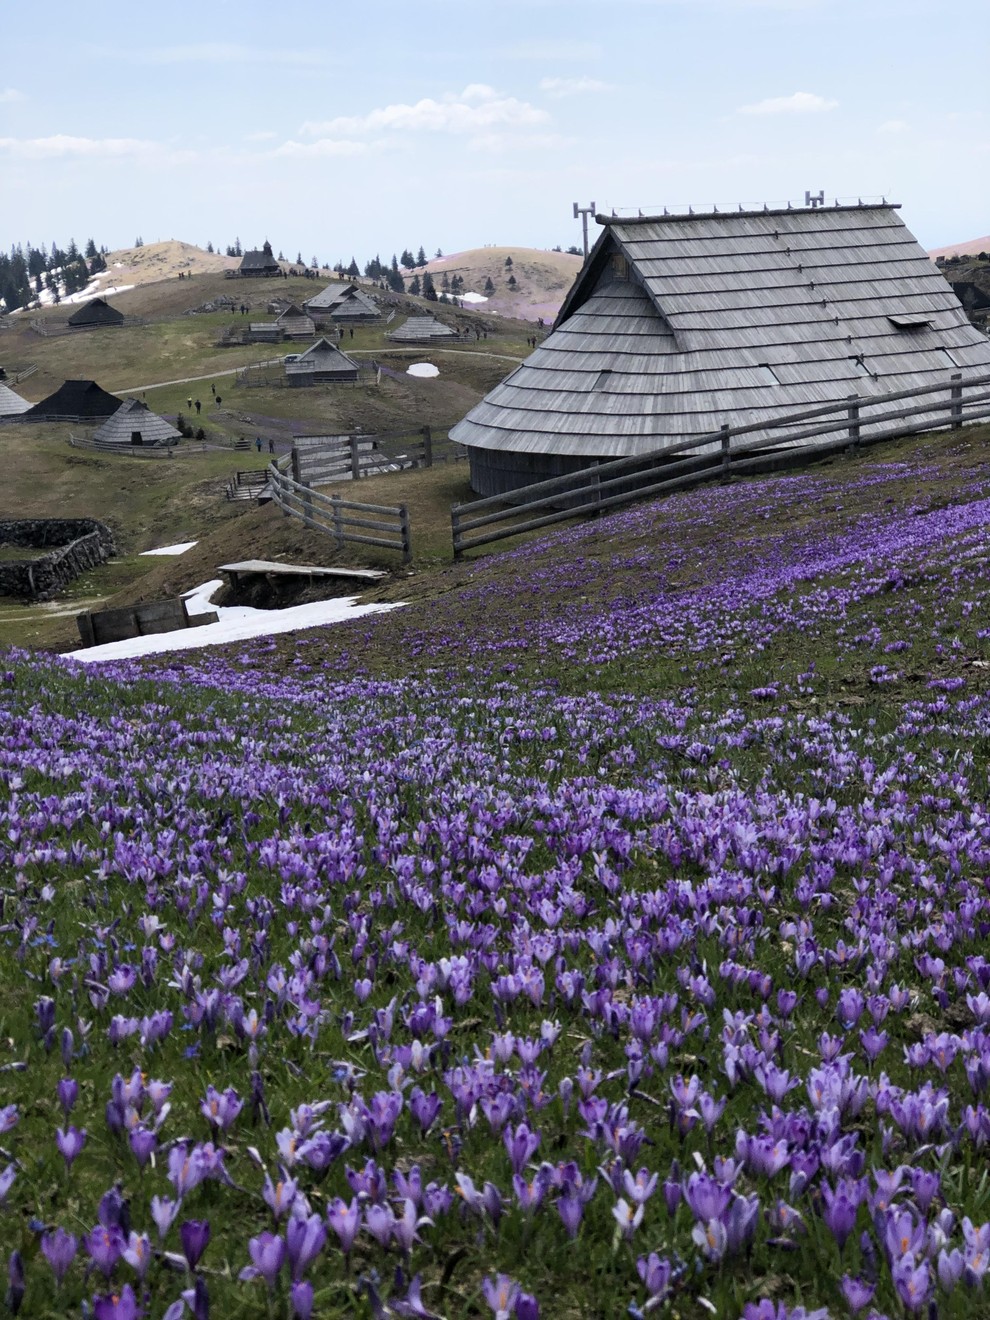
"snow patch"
140,541,198,557
459,291,488,304
406,362,439,378
65,580,403,664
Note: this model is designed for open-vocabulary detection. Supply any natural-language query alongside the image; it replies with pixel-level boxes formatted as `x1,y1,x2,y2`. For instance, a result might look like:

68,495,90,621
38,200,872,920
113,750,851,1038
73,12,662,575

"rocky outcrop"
0,519,115,601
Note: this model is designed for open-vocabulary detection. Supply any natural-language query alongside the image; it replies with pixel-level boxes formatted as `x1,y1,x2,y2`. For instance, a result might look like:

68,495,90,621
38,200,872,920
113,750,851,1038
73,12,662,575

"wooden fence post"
291,446,301,484
451,507,462,560
350,435,361,481
720,423,731,482
422,426,433,468
847,396,861,451
399,505,412,563
331,494,344,549
950,373,963,430
302,482,314,528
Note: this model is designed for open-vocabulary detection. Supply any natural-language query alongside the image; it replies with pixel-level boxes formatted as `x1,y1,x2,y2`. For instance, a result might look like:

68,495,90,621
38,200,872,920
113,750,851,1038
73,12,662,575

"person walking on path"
255,436,263,453
194,399,201,414
268,437,275,454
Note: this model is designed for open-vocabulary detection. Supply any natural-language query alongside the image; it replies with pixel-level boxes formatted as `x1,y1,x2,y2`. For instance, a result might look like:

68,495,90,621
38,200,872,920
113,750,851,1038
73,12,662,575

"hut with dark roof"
91,399,181,447
238,245,282,278
67,297,124,329
0,382,31,418
284,339,360,387
386,315,458,344
25,379,123,422
450,202,990,497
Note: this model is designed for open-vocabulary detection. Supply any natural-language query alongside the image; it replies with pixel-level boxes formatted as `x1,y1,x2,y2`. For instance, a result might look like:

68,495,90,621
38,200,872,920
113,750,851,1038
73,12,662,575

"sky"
2,0,987,264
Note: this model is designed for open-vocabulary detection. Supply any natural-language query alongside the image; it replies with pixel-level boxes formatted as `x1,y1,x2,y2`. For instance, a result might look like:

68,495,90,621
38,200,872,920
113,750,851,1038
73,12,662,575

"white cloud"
300,86,548,138
540,76,610,98
0,88,24,104
0,134,159,159
737,91,838,115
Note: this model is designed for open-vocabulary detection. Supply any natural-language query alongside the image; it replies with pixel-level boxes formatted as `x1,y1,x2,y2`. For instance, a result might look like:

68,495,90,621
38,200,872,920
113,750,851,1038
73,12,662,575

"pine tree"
347,257,360,278
206,241,214,253
386,269,404,294
423,272,437,301
84,238,98,259
504,255,513,268
416,245,427,267
409,274,421,297
484,276,495,294
400,249,414,270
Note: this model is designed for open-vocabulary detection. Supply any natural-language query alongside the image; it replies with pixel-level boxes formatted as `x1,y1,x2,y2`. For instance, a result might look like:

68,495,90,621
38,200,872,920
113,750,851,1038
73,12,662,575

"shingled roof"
386,315,458,343
0,382,31,417
451,203,990,464
92,399,181,446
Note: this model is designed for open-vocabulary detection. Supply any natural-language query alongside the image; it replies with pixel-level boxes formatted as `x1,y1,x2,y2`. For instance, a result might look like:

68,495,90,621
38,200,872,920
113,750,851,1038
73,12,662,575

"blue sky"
2,0,986,262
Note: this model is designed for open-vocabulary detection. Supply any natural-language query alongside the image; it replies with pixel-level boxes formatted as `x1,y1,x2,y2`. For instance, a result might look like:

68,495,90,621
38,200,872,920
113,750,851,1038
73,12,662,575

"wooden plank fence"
67,434,218,458
451,371,990,559
268,464,412,563
293,429,465,485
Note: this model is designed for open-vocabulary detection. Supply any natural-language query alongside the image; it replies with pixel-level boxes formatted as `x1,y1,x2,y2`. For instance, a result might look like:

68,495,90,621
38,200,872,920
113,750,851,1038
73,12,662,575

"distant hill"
405,247,583,324
100,240,237,286
929,236,990,260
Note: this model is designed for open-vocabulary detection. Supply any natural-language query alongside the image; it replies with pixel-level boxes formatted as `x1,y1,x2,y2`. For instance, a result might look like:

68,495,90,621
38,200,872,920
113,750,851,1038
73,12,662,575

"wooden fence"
67,434,221,458
451,371,990,559
292,428,465,486
268,464,412,563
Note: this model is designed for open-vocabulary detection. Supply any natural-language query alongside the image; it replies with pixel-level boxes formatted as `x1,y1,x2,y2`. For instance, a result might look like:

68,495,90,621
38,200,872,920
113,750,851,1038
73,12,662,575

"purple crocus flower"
57,1078,79,1116
514,1292,540,1320
892,1253,931,1313
290,1280,314,1320
483,1274,520,1320
200,1085,242,1134
56,1125,87,1171
6,1251,23,1316
122,1232,152,1281
85,1224,125,1279
285,1213,326,1280
840,1275,875,1313
326,1197,360,1254
41,1227,78,1285
180,1220,211,1270
503,1122,540,1176
242,1232,285,1287
365,1203,395,1248
92,1284,139,1320
128,1127,157,1169
182,1276,210,1320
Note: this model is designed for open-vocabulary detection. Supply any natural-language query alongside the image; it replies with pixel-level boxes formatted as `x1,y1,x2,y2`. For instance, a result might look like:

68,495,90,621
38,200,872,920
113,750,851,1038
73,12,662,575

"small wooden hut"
276,303,316,339
386,315,458,344
67,297,124,329
305,282,380,323
284,339,360,387
92,399,182,447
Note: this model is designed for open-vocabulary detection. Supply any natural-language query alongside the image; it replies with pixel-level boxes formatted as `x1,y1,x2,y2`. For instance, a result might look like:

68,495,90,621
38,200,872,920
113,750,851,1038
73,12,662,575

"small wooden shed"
67,297,124,329
284,338,360,387
386,315,458,344
92,399,182,447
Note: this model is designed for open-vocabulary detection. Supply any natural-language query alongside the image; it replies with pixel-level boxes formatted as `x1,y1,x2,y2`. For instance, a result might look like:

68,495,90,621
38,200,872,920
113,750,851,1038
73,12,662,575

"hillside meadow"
0,420,989,1318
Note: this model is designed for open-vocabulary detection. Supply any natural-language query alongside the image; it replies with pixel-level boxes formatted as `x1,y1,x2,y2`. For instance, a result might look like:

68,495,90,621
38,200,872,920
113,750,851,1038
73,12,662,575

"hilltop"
405,246,583,323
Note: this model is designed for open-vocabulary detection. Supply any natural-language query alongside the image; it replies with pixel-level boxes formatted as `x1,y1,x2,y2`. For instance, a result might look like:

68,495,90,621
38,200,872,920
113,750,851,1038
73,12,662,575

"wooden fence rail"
267,464,411,562
451,371,990,559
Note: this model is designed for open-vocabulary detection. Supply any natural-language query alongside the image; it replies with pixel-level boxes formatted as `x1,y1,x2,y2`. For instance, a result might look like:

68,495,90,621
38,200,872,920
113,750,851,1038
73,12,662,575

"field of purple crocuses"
2,432,990,1319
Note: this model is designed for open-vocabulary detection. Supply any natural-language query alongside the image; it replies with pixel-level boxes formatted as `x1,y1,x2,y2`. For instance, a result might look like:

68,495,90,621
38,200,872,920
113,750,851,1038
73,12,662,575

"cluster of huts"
4,378,180,447
9,202,989,477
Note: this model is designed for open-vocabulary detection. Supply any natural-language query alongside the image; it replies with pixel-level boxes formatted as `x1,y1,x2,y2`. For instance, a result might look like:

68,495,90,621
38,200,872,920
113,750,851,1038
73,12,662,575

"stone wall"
0,519,115,602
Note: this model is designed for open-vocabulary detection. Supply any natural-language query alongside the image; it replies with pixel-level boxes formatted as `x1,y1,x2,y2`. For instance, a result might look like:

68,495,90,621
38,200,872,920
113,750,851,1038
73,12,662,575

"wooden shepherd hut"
91,399,182,447
25,379,123,421
276,303,316,339
284,338,360,387
450,202,990,498
67,297,124,329
386,315,458,344
305,283,380,323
